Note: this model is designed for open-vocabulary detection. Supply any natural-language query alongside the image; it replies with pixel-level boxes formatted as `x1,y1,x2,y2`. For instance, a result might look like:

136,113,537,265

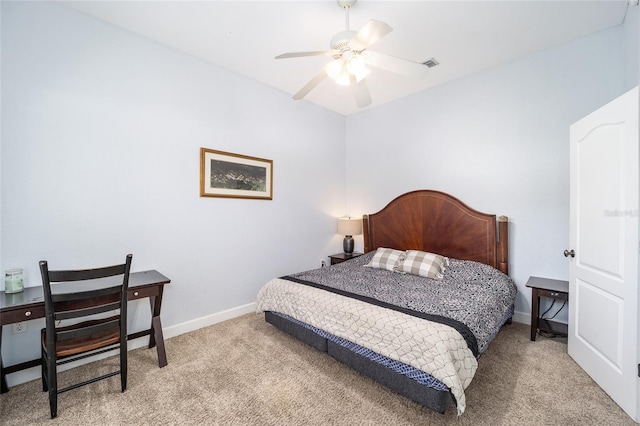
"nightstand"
526,276,569,341
328,252,363,265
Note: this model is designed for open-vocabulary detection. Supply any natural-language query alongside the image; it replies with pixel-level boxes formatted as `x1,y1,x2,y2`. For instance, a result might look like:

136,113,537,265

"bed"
256,190,516,415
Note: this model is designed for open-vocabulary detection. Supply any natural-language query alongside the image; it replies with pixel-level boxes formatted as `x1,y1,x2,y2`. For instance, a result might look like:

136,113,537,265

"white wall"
344,25,628,323
1,1,345,375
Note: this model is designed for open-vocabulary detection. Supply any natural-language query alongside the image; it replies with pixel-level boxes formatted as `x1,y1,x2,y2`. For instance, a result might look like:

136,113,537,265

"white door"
568,86,639,421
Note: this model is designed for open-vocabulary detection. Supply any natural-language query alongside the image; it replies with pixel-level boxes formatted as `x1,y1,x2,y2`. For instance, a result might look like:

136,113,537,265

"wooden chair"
39,254,132,418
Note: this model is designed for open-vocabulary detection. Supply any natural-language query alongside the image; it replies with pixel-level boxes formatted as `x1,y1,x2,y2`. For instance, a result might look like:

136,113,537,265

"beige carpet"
0,313,636,425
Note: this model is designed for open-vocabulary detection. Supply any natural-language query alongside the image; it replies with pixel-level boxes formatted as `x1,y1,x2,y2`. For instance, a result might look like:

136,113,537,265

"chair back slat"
55,317,120,342
50,285,123,303
53,301,122,321
48,264,129,282
51,293,119,314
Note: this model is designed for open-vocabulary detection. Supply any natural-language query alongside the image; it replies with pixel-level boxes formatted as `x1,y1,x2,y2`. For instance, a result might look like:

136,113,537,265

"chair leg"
120,343,127,392
48,388,57,419
47,355,58,418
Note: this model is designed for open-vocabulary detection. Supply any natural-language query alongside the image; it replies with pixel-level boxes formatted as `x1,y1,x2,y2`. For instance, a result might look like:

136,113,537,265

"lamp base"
343,235,354,254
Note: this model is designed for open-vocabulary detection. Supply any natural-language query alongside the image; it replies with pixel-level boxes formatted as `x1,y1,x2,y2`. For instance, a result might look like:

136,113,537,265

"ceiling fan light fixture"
325,59,351,86
346,54,365,75
325,57,369,86
335,65,352,86
325,59,343,80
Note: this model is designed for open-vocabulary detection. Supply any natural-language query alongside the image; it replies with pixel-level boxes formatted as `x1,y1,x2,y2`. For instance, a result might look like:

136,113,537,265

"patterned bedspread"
255,252,517,415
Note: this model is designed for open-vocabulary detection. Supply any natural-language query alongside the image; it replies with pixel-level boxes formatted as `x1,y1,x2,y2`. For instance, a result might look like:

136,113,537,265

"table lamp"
337,217,362,254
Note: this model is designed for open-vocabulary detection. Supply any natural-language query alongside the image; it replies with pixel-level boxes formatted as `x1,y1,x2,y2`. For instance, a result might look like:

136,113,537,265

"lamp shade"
337,217,362,236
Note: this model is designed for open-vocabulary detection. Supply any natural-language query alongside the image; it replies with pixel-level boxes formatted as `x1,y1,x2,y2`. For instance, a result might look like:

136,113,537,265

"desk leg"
152,315,167,368
530,289,539,341
148,287,167,368
1,325,8,393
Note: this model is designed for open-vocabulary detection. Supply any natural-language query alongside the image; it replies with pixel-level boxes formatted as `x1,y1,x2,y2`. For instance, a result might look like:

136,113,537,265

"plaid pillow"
365,248,405,271
397,250,449,280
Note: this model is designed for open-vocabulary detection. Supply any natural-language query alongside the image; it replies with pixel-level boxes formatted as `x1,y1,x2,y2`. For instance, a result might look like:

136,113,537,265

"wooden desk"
0,270,170,393
526,276,569,341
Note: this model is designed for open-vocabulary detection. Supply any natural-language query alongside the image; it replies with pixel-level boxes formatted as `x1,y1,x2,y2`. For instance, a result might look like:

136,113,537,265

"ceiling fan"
276,0,429,108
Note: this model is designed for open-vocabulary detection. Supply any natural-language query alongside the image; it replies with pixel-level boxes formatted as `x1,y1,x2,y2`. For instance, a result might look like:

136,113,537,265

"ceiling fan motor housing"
331,30,357,52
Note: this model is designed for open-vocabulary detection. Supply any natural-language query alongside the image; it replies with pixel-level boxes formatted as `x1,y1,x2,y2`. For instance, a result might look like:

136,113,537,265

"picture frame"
200,148,273,200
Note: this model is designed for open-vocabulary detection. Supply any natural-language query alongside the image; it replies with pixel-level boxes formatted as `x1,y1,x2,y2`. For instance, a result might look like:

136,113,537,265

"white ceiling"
61,1,630,116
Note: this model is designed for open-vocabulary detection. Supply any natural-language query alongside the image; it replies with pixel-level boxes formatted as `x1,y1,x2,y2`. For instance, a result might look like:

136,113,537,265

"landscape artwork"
200,148,273,200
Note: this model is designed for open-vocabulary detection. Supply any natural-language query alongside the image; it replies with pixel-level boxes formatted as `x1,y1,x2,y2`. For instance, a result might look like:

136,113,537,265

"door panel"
576,124,624,278
575,278,622,371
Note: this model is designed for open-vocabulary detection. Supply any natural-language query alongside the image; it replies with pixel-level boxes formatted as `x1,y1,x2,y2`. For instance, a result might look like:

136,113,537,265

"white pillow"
365,248,405,272
397,250,449,280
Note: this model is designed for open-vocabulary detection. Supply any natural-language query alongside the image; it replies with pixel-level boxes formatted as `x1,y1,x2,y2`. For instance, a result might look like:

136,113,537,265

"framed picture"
200,148,273,200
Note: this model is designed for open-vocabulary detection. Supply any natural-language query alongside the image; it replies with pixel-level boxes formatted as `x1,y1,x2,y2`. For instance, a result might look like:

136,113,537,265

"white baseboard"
511,310,530,325
4,303,257,388
510,310,568,327
163,302,256,339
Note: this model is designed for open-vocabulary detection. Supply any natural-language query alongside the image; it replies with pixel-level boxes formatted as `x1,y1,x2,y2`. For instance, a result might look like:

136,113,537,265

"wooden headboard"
363,190,509,275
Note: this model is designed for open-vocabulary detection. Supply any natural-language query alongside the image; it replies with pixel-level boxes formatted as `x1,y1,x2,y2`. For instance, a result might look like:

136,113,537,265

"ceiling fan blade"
292,68,328,100
350,75,372,108
366,51,429,79
276,51,337,59
349,20,393,51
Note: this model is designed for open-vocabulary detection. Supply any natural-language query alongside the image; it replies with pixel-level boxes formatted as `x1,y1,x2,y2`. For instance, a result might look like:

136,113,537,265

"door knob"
564,249,575,258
